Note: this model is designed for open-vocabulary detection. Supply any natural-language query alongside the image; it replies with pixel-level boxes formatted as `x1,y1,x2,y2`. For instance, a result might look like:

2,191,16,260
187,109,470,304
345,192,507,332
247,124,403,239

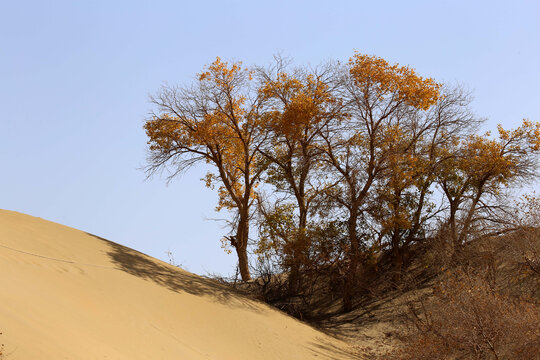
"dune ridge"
0,209,355,359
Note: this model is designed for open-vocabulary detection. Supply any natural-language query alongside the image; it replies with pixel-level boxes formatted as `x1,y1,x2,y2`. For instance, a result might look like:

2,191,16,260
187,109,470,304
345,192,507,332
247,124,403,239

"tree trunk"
235,212,251,281
391,232,403,284
458,188,484,245
343,207,359,311
288,262,301,295
236,245,251,281
288,196,308,295
448,201,458,249
288,231,307,296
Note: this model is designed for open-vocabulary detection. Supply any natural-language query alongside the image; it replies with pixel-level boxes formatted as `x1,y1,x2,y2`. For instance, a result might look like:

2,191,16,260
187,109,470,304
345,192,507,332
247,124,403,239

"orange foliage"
145,58,260,211
349,52,440,110
145,52,540,291
145,57,264,280
259,72,336,140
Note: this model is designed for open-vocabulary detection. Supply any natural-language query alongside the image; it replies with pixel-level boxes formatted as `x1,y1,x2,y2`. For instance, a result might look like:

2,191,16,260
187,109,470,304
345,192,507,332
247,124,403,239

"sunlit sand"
0,209,355,359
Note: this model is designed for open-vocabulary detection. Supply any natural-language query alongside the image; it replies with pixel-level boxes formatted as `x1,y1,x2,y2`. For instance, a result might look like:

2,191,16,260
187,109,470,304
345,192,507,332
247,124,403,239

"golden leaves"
198,57,245,88
438,119,540,201
146,53,539,258
144,114,188,151
259,71,335,139
145,57,262,219
349,52,441,110
498,119,540,151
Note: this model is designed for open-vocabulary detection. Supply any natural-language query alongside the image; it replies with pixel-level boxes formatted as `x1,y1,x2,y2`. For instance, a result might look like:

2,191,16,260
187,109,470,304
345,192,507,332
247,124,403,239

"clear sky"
1,0,539,276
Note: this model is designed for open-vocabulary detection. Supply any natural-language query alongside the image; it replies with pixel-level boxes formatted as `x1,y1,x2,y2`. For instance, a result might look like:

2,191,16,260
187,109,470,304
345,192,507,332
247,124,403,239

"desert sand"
0,209,356,359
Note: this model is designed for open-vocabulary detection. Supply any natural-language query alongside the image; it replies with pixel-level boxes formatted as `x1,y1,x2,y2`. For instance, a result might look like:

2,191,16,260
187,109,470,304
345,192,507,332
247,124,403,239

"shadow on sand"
86,233,358,359
86,233,258,311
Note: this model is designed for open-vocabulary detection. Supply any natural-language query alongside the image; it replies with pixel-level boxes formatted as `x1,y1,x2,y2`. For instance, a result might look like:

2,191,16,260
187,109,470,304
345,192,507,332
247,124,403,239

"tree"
438,119,540,250
321,53,441,308
368,86,479,280
255,60,341,292
144,58,267,281
144,53,540,306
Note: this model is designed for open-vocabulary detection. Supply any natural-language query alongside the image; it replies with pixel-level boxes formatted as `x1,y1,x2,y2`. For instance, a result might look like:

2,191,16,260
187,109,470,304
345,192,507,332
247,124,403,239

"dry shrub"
505,228,540,298
386,270,540,360
419,233,455,276
449,226,540,299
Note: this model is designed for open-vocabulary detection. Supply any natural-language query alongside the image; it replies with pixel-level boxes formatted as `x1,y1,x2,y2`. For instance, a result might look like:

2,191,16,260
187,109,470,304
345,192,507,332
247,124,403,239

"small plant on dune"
165,249,184,268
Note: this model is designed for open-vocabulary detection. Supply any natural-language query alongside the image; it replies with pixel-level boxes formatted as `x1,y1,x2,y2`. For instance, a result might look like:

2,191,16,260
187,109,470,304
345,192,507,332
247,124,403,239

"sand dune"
0,210,355,359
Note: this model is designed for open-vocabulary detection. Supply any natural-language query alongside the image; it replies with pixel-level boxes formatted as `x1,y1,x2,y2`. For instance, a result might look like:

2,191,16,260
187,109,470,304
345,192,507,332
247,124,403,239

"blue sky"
1,0,539,276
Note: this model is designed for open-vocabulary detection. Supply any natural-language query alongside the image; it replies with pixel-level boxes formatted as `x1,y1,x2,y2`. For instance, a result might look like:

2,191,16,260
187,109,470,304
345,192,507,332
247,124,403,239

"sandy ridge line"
0,242,114,269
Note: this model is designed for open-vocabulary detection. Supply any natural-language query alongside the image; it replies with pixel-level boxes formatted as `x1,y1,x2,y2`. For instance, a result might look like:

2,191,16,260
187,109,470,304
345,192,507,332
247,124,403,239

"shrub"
386,270,540,359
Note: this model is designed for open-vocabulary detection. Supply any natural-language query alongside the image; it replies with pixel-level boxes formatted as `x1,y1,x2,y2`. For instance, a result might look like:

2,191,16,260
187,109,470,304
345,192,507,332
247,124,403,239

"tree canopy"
144,53,540,297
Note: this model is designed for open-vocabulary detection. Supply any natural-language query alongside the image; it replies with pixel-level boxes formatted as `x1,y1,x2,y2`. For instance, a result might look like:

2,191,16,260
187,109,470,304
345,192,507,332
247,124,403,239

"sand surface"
0,210,356,359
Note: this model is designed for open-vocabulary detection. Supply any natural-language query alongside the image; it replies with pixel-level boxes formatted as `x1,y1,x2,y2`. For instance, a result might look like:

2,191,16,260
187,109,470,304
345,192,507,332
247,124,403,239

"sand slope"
0,210,356,359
